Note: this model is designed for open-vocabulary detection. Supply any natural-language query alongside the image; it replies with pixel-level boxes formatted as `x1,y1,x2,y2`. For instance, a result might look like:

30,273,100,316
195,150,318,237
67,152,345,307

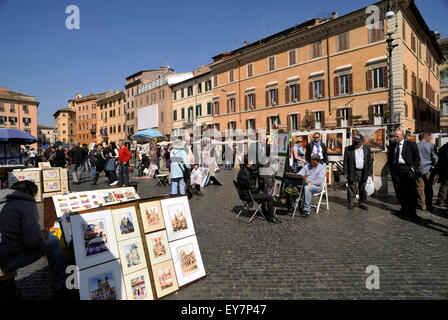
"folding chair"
311,183,329,214
233,180,265,223
155,174,169,186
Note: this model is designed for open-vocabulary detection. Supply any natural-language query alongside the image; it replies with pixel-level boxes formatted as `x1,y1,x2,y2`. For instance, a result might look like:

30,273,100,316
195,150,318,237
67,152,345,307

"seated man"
0,180,66,295
237,155,281,224
298,154,327,218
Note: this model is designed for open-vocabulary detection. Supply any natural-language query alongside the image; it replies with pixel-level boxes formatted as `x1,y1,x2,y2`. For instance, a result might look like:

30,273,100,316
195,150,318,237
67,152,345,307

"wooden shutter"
253,94,256,109
287,114,291,132
334,76,339,96
404,65,408,89
383,66,388,88
366,70,373,90
336,108,341,127
309,82,313,99
246,119,249,129
348,74,353,94
296,84,300,101
285,86,290,104
266,117,270,134
368,104,374,124
321,111,326,127
216,101,219,115
265,91,269,107
244,95,248,110
275,88,279,105
348,107,353,126
321,79,325,98
253,118,256,131
298,113,301,130
227,99,230,113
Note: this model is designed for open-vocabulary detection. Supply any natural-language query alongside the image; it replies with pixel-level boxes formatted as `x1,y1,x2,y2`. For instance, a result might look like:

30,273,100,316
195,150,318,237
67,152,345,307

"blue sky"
0,0,447,127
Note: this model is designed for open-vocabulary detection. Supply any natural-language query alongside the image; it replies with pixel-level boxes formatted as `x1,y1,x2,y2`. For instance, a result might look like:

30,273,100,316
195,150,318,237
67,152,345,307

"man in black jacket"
237,156,281,224
388,129,421,219
434,141,448,208
306,132,328,164
92,144,106,185
343,134,373,211
68,142,86,184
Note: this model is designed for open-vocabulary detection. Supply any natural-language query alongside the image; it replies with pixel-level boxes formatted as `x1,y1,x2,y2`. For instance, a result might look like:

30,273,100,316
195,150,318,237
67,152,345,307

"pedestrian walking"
91,144,106,185
343,134,373,211
106,142,119,186
416,132,438,212
117,140,131,187
68,142,86,185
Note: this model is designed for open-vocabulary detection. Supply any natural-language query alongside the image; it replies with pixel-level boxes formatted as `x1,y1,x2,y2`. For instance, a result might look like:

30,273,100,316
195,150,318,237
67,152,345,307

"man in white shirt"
343,134,373,210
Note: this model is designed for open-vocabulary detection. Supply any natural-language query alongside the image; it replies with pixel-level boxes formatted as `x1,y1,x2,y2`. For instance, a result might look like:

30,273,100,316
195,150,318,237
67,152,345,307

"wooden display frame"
45,193,205,300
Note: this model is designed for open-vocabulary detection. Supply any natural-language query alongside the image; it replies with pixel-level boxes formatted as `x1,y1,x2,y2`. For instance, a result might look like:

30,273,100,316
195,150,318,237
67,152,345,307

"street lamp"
386,0,398,142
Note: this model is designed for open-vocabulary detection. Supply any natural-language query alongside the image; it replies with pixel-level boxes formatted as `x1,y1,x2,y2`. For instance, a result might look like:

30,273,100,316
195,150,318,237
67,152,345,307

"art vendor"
0,180,67,297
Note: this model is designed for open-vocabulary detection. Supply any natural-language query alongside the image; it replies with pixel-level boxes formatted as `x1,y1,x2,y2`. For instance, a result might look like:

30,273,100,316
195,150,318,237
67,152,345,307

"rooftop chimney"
332,12,338,19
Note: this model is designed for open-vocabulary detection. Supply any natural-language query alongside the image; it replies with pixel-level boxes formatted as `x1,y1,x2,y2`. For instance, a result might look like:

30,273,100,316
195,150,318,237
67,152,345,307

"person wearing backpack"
169,141,191,196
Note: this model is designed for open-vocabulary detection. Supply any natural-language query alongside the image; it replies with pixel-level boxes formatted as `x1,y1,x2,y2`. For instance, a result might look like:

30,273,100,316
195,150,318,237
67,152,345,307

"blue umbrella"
0,128,38,144
132,128,164,139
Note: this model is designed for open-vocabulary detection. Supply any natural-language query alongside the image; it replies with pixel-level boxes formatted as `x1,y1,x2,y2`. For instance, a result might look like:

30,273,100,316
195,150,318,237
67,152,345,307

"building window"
311,41,322,59
290,114,298,131
181,108,185,120
403,65,408,90
228,121,236,132
187,86,193,96
181,88,185,99
205,80,212,91
22,105,29,113
374,104,384,117
247,93,255,109
269,88,278,106
337,32,350,52
161,111,164,122
369,19,384,43
247,63,253,78
173,110,177,121
373,67,385,88
339,75,349,94
197,82,202,94
207,102,212,115
314,80,323,98
187,107,193,123
174,91,177,100
290,84,299,102
229,69,234,83
268,56,275,72
227,97,236,113
411,32,416,52
443,102,448,116
213,101,220,115
288,49,297,66
10,104,15,113
196,104,202,117
214,75,218,87
247,119,255,131
160,90,165,99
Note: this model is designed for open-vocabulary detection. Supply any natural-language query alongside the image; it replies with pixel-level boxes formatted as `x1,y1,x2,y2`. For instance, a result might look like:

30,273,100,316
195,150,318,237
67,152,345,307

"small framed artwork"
43,180,61,192
61,179,69,191
78,260,126,300
122,187,139,201
71,210,119,270
38,162,52,169
113,190,126,201
151,260,179,298
169,235,206,287
139,200,165,233
145,230,172,265
160,196,195,242
117,237,147,275
271,179,282,197
99,190,117,205
60,168,68,179
275,156,286,178
123,269,154,300
112,206,141,242
43,168,60,180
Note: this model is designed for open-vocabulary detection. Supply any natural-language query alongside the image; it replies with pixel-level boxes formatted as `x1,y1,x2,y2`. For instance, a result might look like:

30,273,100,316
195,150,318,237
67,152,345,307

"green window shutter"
207,102,212,115
181,108,185,119
173,110,177,121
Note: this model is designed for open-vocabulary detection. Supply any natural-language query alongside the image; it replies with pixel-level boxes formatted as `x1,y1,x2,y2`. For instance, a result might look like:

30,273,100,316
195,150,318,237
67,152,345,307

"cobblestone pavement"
11,168,448,300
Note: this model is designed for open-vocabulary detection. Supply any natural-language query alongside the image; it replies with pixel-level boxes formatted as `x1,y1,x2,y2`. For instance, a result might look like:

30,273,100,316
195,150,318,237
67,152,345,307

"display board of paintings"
0,143,21,165
97,187,139,206
291,129,347,162
351,127,386,152
70,195,205,300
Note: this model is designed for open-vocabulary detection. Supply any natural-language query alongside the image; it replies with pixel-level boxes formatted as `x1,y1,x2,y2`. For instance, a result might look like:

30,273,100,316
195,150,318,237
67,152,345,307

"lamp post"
386,0,398,141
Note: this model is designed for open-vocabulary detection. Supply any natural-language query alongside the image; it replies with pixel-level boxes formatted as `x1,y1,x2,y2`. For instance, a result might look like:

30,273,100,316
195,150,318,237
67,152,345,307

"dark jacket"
94,149,106,171
54,150,67,168
0,190,44,267
434,142,448,179
68,146,86,165
388,140,420,174
236,165,259,200
306,141,328,164
343,144,373,182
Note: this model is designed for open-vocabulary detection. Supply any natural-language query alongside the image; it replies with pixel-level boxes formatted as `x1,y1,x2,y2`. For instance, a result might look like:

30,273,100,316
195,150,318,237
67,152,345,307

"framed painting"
123,269,154,301
60,168,68,179
112,206,141,242
43,179,61,192
169,235,206,287
78,260,126,300
43,168,60,180
117,237,147,276
38,162,52,169
145,230,172,265
122,187,139,201
274,156,287,179
271,179,282,197
71,210,119,270
151,260,179,298
139,200,165,233
277,133,290,155
351,127,386,152
160,196,195,242
99,190,117,205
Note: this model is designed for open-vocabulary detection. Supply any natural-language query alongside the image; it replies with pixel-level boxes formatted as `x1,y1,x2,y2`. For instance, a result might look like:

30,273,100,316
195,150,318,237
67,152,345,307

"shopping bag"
365,177,375,196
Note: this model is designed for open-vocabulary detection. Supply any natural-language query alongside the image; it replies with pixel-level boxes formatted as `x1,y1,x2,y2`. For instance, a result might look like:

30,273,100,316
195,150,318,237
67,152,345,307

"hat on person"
354,134,364,143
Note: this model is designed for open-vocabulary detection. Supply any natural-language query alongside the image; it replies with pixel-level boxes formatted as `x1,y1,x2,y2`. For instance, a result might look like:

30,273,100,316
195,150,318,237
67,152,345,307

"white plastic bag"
365,177,375,196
